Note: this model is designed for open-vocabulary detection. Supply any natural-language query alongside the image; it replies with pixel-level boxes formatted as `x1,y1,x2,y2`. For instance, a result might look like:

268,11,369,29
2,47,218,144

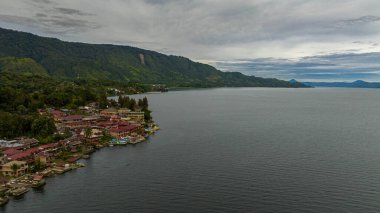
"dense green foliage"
0,71,154,139
0,71,108,140
0,71,105,112
0,27,305,88
0,57,48,76
139,97,152,121
0,112,34,139
31,117,56,138
0,111,56,141
118,96,152,121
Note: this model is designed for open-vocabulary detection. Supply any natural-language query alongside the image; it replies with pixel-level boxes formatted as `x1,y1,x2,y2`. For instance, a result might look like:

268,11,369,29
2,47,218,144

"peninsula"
0,92,158,205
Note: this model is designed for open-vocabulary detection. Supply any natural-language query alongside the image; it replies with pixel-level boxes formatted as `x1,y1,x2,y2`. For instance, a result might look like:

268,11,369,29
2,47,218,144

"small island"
0,93,159,206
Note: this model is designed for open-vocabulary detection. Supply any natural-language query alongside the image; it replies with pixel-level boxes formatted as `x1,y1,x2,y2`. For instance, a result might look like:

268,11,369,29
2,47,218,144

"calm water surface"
3,88,380,212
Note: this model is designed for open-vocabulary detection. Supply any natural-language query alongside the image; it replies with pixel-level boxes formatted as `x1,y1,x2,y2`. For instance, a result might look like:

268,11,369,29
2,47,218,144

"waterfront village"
0,96,159,205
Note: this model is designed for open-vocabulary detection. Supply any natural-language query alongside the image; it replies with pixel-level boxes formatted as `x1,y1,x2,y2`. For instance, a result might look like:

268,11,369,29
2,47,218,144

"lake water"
3,88,380,212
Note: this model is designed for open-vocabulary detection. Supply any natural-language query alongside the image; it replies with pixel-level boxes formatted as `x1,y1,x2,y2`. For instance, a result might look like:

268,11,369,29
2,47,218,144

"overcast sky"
1,0,380,81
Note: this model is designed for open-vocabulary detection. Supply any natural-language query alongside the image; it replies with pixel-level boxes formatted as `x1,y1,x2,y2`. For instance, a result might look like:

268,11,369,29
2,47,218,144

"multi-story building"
1,160,28,177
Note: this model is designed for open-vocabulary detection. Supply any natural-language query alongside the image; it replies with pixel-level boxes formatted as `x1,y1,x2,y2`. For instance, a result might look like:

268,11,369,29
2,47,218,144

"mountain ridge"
0,27,305,88
293,79,380,88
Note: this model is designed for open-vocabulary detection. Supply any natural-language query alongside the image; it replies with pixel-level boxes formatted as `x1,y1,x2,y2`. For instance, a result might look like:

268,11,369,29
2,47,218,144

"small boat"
52,167,65,174
9,187,29,197
32,179,46,188
76,163,85,167
84,149,95,154
82,154,90,159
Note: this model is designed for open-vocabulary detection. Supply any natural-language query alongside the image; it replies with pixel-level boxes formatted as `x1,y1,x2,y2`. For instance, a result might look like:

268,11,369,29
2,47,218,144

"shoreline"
0,127,159,205
0,96,159,206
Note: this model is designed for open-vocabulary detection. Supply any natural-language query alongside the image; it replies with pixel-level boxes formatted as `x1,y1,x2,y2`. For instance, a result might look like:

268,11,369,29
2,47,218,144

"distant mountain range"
0,27,306,88
290,79,380,88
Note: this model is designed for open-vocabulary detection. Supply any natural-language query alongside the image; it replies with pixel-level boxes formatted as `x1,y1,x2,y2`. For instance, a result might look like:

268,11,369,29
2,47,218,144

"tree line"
0,71,153,140
115,95,152,121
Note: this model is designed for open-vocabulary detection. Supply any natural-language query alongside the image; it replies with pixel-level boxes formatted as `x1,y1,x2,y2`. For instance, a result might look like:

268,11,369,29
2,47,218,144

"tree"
31,116,56,138
118,95,123,107
142,97,148,109
109,99,118,107
138,99,144,108
33,158,45,172
98,93,108,109
80,89,96,102
123,96,130,108
100,132,112,144
143,108,152,121
84,128,92,138
118,95,131,108
11,163,19,176
128,99,136,111
17,105,27,114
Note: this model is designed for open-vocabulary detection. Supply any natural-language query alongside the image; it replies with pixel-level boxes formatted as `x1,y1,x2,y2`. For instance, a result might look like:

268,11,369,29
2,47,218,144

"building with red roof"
8,148,40,163
117,121,131,126
109,125,140,138
110,115,121,122
33,175,44,181
51,110,66,121
38,143,58,150
61,115,86,129
3,148,22,156
61,115,83,122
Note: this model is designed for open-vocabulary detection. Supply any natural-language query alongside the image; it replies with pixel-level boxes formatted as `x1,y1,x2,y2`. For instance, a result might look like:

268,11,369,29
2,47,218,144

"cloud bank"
214,52,380,82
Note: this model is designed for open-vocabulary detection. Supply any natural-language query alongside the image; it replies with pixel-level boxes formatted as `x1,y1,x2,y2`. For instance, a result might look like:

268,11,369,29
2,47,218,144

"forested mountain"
0,27,305,88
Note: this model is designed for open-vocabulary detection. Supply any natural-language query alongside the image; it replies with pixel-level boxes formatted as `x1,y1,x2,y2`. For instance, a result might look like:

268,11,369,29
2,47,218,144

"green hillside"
0,57,48,76
0,27,305,88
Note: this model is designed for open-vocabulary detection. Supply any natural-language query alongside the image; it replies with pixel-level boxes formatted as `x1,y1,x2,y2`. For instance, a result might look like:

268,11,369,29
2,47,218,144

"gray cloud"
41,18,98,30
0,13,99,35
0,14,35,27
55,8,92,16
35,13,47,18
333,15,380,29
0,0,99,35
342,15,380,25
1,0,380,81
31,0,52,4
